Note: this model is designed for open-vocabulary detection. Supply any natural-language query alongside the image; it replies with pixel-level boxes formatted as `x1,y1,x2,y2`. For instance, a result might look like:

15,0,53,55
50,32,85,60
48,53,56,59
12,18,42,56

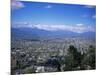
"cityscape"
11,0,96,75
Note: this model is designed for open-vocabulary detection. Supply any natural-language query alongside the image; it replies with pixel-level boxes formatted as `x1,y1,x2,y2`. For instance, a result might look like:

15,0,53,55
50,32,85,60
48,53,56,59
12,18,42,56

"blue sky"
11,1,96,33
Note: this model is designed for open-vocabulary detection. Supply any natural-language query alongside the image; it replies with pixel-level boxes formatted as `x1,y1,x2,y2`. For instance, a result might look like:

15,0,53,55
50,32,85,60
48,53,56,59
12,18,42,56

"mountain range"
11,28,96,40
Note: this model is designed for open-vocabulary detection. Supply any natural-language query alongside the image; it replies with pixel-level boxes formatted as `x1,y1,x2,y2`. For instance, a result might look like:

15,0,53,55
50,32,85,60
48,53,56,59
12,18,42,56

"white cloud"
12,22,95,33
11,0,25,9
82,14,96,19
76,24,84,26
45,5,52,9
92,15,96,19
84,5,95,8
82,14,89,18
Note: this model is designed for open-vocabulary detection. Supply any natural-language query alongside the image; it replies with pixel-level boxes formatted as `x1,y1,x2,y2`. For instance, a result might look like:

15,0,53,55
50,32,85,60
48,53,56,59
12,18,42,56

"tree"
82,45,96,69
63,45,84,71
